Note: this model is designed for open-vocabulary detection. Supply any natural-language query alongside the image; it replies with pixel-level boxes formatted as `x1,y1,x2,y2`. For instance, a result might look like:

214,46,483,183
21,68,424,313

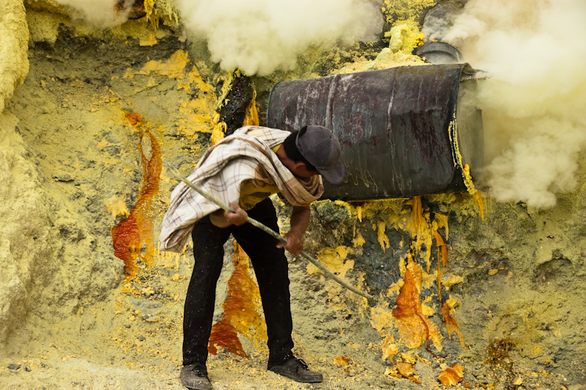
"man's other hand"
277,231,304,255
225,202,248,226
210,202,248,227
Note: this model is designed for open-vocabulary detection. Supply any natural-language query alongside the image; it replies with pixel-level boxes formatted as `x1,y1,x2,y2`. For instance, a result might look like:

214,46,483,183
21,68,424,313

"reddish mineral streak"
433,228,465,346
433,230,448,303
392,262,431,345
208,244,264,358
441,302,465,347
207,321,247,358
111,112,162,277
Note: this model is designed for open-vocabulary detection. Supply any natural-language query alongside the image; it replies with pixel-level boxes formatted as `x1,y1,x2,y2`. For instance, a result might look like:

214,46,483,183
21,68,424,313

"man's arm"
278,205,311,255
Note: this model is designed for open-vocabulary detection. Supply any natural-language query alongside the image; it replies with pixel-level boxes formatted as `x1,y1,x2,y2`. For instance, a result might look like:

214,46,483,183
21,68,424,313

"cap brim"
318,160,346,185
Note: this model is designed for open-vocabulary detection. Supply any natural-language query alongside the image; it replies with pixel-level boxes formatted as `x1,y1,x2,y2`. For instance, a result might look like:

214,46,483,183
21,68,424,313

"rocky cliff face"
0,0,29,112
0,0,56,343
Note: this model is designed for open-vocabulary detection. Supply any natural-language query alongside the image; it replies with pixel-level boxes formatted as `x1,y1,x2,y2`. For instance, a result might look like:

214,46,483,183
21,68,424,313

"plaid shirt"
159,126,324,252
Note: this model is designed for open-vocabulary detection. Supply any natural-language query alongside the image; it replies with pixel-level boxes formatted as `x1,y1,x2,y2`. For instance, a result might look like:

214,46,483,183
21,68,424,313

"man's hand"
210,202,248,227
225,202,248,226
276,205,310,255
277,231,304,255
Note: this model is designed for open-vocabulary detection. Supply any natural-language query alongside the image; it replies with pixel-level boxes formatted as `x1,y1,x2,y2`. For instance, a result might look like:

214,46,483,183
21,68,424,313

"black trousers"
183,198,294,366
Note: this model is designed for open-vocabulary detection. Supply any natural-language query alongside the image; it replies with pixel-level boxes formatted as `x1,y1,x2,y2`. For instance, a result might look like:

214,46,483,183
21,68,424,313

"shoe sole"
268,368,323,384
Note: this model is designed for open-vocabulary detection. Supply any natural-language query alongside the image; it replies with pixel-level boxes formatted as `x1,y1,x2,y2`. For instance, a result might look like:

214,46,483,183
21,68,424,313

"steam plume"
55,0,134,27
445,0,586,208
175,0,382,76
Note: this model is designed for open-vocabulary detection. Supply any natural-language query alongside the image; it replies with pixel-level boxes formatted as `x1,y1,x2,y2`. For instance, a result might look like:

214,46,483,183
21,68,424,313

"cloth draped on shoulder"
159,126,324,252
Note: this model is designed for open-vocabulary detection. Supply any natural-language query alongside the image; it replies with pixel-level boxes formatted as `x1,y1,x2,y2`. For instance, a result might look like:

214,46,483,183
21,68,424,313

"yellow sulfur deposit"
385,352,423,383
334,0,431,75
386,19,425,53
143,0,180,29
121,49,218,140
312,246,355,279
333,355,352,366
335,185,478,378
242,88,259,127
381,0,436,22
105,195,130,218
210,112,227,145
137,49,189,78
377,221,391,252
178,67,217,139
353,230,366,247
381,334,400,361
441,299,465,347
438,363,464,386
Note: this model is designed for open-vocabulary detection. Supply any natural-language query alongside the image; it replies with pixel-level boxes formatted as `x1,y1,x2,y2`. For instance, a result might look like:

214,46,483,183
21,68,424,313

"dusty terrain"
1,1,585,389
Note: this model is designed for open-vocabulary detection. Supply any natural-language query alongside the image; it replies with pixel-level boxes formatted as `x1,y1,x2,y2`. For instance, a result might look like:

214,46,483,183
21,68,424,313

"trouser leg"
183,216,230,366
232,198,294,365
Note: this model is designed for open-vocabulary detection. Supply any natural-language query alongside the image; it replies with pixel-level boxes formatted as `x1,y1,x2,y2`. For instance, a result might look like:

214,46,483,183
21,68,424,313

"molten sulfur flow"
111,112,162,277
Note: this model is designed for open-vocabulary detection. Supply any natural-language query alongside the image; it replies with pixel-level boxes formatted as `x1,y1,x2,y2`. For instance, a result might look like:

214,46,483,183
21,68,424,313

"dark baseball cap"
295,125,346,185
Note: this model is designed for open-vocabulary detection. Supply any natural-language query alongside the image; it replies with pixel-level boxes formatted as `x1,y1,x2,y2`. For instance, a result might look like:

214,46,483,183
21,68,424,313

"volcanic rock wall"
0,0,29,111
0,0,55,343
0,0,183,344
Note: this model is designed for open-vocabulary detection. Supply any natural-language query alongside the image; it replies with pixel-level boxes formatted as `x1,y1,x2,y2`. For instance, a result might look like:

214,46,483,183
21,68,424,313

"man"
159,125,345,390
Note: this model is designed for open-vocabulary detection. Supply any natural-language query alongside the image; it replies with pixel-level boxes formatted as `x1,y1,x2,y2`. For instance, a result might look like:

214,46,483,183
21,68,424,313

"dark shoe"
268,356,323,383
180,364,212,390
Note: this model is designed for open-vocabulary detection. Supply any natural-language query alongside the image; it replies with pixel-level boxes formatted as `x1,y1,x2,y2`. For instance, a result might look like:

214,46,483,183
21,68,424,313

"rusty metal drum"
266,64,483,200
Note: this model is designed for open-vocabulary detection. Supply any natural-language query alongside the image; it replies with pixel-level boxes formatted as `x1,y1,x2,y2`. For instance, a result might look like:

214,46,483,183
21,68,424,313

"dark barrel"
266,64,483,201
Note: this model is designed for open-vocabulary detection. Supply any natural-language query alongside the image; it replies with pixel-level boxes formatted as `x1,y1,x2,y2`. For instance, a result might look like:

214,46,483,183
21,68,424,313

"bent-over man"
159,125,345,390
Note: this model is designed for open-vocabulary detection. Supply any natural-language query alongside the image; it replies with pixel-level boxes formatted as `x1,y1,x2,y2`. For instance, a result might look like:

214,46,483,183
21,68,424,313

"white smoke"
174,0,383,76
55,0,133,27
445,0,586,208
